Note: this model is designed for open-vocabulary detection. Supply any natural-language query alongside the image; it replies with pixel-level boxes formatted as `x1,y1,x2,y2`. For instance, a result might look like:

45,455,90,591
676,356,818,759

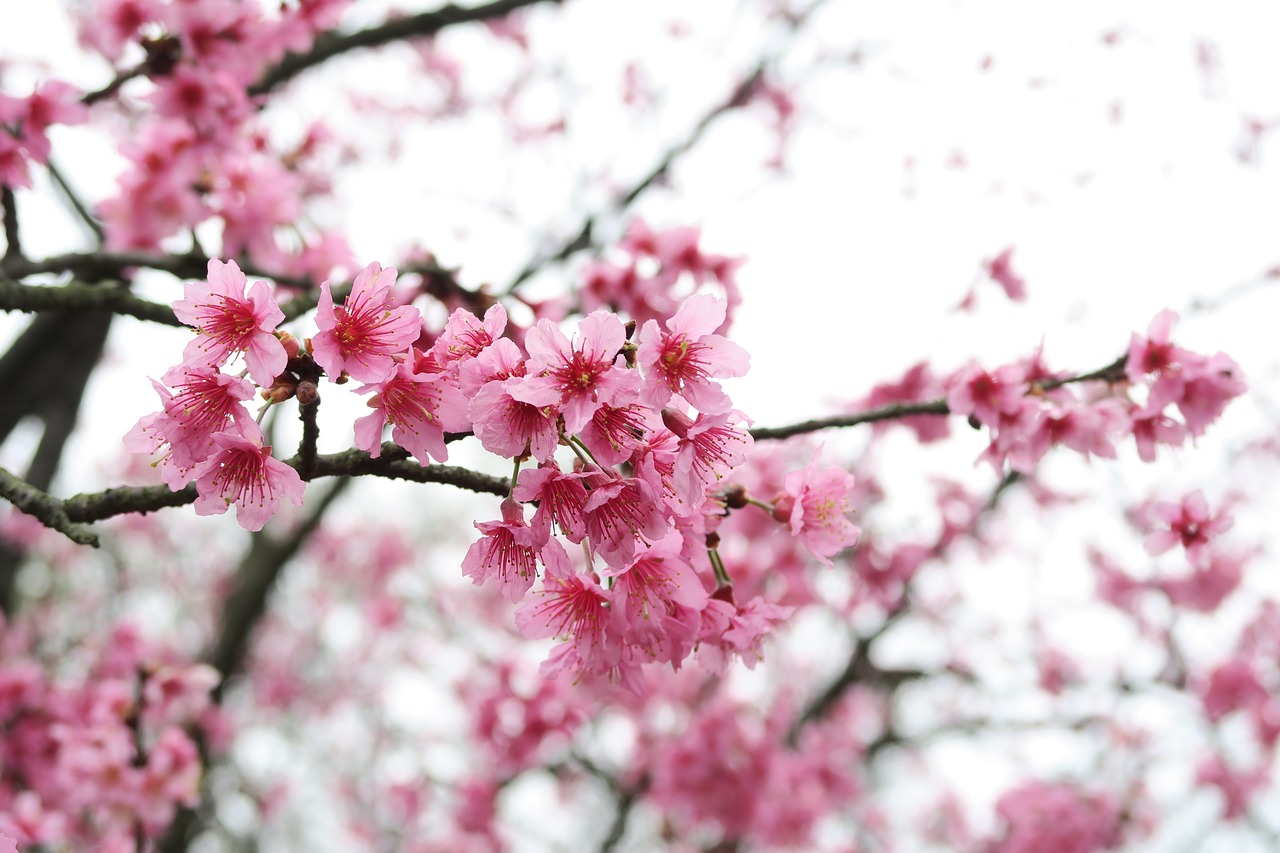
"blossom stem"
709,548,732,586
745,497,775,513
509,458,521,497
254,400,275,425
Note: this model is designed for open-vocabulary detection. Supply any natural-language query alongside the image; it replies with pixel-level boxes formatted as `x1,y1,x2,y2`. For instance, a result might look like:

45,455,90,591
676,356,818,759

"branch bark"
250,0,562,97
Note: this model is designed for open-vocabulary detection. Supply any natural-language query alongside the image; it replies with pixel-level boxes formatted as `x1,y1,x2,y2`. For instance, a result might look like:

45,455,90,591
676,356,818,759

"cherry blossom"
172,259,287,386
312,262,421,383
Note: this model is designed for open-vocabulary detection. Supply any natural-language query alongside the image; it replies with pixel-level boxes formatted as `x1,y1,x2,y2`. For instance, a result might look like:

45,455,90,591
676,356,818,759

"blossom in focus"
172,259,287,387
189,425,306,531
312,262,421,383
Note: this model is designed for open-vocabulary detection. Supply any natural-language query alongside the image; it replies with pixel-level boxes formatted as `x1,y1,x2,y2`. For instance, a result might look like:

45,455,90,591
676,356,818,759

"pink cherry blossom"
124,364,256,489
771,449,861,567
637,293,749,413
172,259,287,387
513,464,591,544
469,377,561,463
462,499,569,602
312,262,421,383
1144,490,1232,563
432,303,508,371
353,355,470,465
664,407,753,507
189,426,306,532
516,311,640,434
582,474,669,570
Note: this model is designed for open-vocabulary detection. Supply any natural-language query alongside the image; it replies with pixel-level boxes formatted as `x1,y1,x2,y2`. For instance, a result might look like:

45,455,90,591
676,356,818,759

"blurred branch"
786,467,1023,744
250,0,562,97
208,477,350,691
0,278,182,325
1,249,307,287
2,188,20,262
750,353,1128,442
502,0,836,294
45,159,107,243
0,466,99,547
503,63,765,294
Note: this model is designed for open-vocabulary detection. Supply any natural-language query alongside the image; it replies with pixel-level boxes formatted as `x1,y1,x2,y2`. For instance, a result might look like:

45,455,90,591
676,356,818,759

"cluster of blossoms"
0,81,87,190
941,309,1244,471
578,217,744,330
128,258,863,686
0,621,217,850
76,0,355,277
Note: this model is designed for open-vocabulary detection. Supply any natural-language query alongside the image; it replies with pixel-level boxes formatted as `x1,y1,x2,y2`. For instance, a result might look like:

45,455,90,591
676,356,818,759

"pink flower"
190,425,306,532
947,363,1027,428
515,560,639,688
582,475,669,570
985,246,1027,301
513,464,591,544
469,377,561,463
579,402,656,467
771,449,861,567
610,533,707,668
172,259,287,387
124,364,256,489
312,262,421,383
462,499,569,602
1144,490,1232,563
353,355,470,465
515,311,640,434
432,303,508,371
637,294,749,413
664,407,753,507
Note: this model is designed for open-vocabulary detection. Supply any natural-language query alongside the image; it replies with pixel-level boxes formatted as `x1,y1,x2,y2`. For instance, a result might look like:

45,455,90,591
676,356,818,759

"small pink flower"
516,311,640,434
513,464,591,544
462,499,568,602
637,294,749,413
312,262,421,383
190,425,306,532
124,364,256,489
172,259,287,387
353,355,470,465
664,407,753,507
985,246,1027,301
469,377,561,463
582,475,669,570
771,449,861,567
1144,490,1232,563
947,363,1027,428
431,302,507,371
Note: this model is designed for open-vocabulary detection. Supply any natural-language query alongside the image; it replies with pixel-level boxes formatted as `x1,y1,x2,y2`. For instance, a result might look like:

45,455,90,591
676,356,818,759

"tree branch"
45,159,107,243
2,187,20,262
0,278,183,325
750,353,1129,442
250,0,561,97
0,467,100,547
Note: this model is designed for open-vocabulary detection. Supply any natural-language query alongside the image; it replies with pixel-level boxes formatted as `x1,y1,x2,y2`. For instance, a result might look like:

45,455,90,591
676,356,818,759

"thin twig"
0,278,182,325
250,0,561,97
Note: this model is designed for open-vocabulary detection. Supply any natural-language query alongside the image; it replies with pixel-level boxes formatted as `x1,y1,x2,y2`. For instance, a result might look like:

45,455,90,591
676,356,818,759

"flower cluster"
0,621,217,850
0,80,87,190
946,310,1245,471
128,263,864,688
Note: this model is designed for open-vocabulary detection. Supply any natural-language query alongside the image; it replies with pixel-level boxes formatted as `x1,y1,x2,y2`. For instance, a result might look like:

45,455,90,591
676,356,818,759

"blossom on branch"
172,259,287,387
313,262,421,383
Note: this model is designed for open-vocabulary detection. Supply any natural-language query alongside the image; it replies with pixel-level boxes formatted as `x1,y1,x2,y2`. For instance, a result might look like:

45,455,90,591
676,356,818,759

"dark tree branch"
81,65,147,106
208,478,350,691
55,447,503,533
45,159,107,243
1,250,309,288
0,467,99,547
750,353,1129,442
0,278,183,325
2,187,20,262
250,0,561,97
